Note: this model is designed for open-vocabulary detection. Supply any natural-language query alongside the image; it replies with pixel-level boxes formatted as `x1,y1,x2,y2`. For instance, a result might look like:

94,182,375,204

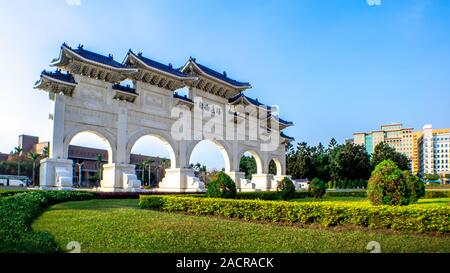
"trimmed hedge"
0,189,28,198
325,191,367,198
0,191,94,253
424,190,450,199
139,195,450,232
236,190,447,200
236,190,368,200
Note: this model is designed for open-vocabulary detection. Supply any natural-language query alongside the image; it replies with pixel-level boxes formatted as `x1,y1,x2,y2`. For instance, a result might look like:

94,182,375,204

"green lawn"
290,196,450,207
32,199,450,253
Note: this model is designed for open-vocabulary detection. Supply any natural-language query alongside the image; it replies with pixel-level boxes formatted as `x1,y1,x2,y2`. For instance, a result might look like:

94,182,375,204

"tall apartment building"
353,123,414,160
417,125,450,179
353,124,450,183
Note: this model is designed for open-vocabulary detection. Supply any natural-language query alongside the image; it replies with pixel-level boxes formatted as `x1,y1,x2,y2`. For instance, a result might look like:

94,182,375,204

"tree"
239,155,257,179
292,142,315,179
94,154,103,186
312,143,330,182
328,138,338,150
42,146,49,158
27,152,41,187
268,160,277,175
14,146,23,176
329,143,371,182
368,160,424,206
309,178,326,198
276,177,295,200
206,171,236,199
371,142,410,171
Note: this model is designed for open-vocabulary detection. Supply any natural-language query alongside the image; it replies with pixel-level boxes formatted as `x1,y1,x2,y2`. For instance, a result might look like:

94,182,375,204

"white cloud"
66,0,81,6
367,0,381,6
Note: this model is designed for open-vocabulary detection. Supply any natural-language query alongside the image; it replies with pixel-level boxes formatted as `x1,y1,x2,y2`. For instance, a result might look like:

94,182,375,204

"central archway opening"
189,140,230,184
130,135,174,188
68,131,112,189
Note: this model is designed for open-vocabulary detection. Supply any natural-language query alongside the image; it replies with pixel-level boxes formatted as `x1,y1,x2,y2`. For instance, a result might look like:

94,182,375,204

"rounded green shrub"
206,171,237,199
309,178,326,198
368,160,424,206
276,177,295,200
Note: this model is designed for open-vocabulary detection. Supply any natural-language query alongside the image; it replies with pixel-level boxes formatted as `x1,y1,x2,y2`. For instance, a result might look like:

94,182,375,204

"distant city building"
353,123,414,159
1,135,169,186
417,125,450,181
353,124,450,183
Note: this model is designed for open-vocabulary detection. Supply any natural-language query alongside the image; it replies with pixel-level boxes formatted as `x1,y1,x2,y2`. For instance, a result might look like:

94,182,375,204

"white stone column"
157,140,205,192
251,174,274,191
100,106,142,192
50,93,66,159
40,93,74,190
116,107,128,164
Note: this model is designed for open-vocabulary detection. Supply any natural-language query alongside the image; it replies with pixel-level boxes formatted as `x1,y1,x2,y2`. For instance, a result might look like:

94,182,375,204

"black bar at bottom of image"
0,253,447,272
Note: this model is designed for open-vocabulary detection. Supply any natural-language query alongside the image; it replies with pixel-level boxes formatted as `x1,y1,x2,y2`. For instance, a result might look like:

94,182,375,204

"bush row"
424,190,450,198
0,191,94,253
139,195,450,232
236,190,448,201
327,179,368,189
235,190,368,200
0,189,28,198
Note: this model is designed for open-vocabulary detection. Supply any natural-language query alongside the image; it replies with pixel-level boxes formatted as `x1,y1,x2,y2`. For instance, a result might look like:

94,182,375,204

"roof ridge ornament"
77,44,84,50
138,52,143,57
108,54,114,60
223,71,227,77
168,63,173,69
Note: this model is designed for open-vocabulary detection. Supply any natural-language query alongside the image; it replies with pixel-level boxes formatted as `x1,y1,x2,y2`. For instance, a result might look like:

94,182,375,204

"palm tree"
42,146,49,158
94,154,103,187
27,152,41,187
14,146,23,176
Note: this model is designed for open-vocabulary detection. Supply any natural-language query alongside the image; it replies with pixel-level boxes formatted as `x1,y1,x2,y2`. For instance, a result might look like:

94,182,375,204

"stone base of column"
251,174,275,191
226,171,256,192
157,168,205,193
271,175,292,191
39,158,74,190
100,163,142,192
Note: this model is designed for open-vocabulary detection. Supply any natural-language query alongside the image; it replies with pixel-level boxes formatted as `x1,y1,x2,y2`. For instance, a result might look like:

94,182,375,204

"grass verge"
32,199,450,253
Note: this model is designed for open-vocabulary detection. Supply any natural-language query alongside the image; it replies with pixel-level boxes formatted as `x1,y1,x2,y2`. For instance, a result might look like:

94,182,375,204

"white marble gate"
35,44,293,192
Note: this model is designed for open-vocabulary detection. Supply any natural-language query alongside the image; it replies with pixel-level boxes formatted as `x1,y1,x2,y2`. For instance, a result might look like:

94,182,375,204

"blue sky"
0,0,449,170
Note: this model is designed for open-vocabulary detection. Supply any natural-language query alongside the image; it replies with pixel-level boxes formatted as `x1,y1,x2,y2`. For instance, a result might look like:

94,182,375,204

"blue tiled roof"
41,70,76,84
186,58,251,88
229,93,293,126
280,132,295,141
129,50,193,78
58,43,127,69
173,92,193,103
112,84,136,94
276,117,294,126
228,93,268,108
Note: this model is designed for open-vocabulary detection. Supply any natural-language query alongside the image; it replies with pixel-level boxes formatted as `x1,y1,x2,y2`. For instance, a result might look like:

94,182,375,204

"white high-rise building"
420,125,450,178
